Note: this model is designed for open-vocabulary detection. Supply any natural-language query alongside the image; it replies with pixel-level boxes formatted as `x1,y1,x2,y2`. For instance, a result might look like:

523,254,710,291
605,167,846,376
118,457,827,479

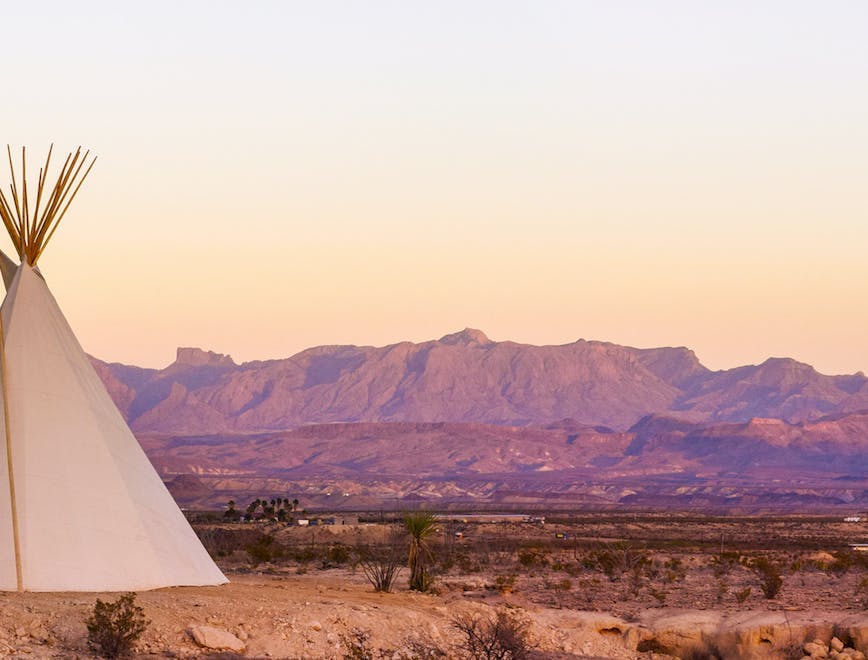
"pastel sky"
3,1,867,374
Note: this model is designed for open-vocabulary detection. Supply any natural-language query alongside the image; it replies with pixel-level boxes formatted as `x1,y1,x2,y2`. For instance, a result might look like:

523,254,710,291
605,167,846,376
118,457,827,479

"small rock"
310,621,322,631
804,641,828,658
187,625,246,653
832,638,845,653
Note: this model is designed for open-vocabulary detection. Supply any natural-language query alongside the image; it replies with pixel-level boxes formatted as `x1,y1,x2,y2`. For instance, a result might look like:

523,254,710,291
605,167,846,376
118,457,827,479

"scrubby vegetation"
452,608,531,660
192,511,868,616
750,556,783,599
85,593,149,658
356,540,404,592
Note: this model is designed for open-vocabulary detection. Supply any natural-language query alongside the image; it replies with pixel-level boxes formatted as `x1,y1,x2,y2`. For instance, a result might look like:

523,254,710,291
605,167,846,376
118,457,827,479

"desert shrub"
195,526,262,557
715,579,728,603
400,635,450,658
542,577,572,595
858,576,868,608
85,593,149,658
517,548,546,567
648,586,667,605
452,608,532,660
711,551,742,578
495,574,517,594
457,553,482,573
586,542,649,581
550,577,573,606
751,557,783,599
356,543,404,593
663,557,686,582
246,534,284,565
829,550,868,574
437,554,456,572
322,543,352,568
290,545,320,564
735,587,752,603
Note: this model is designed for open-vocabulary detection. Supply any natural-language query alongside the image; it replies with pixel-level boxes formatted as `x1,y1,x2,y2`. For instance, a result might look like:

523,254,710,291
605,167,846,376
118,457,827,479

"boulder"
714,612,835,659
804,640,828,658
841,613,868,652
639,611,721,656
188,625,246,653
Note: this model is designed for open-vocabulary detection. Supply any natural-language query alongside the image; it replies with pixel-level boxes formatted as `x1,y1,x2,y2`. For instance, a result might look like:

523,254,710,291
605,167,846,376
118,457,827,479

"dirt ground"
0,570,652,659
0,514,865,659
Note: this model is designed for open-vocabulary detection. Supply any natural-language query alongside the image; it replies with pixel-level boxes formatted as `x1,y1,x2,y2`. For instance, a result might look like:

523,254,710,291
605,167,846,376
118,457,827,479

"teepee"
0,146,227,591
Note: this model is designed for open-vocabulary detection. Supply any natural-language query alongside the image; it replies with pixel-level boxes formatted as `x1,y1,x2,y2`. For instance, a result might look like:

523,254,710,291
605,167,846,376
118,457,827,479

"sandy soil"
1,516,865,658
0,567,866,659
0,570,648,659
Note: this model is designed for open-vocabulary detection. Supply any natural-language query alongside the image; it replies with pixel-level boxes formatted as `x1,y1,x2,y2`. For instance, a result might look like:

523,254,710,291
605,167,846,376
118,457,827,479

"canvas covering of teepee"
0,146,227,591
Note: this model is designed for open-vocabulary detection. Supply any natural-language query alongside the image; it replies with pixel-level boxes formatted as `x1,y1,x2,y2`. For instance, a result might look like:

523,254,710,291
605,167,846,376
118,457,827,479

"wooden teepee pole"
0,310,23,592
0,145,95,266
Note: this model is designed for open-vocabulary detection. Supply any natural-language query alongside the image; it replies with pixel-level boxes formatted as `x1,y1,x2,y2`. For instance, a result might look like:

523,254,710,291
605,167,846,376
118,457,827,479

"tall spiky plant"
403,511,438,591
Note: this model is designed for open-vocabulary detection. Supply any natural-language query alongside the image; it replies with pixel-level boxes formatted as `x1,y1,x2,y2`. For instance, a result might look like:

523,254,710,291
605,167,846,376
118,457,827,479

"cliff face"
90,329,868,434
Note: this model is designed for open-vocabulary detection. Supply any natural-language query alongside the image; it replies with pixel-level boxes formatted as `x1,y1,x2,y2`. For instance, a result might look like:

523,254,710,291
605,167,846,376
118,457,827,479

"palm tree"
403,511,437,591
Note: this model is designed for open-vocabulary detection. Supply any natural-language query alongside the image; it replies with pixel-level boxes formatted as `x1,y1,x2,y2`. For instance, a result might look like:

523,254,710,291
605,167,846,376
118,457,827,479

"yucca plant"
403,511,438,591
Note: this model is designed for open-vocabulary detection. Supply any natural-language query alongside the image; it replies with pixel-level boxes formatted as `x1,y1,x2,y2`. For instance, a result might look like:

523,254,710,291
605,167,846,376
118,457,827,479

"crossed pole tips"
0,145,97,266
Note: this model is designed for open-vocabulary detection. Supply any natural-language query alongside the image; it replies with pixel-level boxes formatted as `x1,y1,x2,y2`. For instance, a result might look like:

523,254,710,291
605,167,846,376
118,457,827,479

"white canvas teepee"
0,146,227,591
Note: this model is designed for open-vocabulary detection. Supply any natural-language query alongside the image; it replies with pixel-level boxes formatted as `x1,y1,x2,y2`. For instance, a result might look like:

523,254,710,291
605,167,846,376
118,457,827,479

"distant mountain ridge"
143,413,868,511
90,328,868,435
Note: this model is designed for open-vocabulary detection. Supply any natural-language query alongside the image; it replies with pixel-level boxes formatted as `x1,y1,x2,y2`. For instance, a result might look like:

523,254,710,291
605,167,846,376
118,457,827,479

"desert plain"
1,512,866,659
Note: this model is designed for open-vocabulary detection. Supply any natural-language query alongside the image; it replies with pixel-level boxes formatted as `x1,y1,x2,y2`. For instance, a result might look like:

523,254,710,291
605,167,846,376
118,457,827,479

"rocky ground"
0,570,866,659
1,515,866,659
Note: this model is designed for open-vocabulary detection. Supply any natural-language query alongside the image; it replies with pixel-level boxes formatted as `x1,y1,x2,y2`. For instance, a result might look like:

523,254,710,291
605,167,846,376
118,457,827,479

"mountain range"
92,328,868,434
90,329,868,511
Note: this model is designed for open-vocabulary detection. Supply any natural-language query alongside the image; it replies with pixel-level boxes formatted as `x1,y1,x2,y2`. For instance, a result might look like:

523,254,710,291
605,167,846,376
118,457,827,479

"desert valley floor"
1,514,866,659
